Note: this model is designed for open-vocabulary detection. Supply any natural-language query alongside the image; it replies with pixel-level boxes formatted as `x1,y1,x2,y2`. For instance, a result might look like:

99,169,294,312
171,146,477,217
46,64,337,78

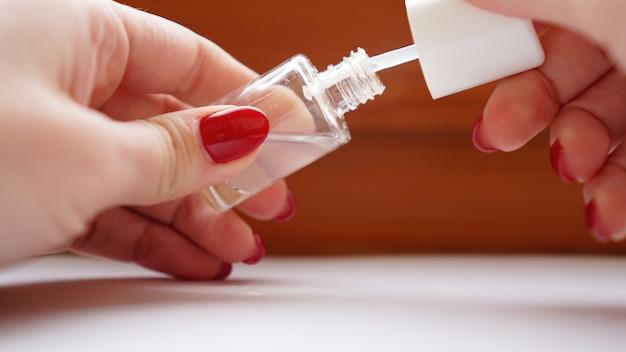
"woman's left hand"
0,0,294,279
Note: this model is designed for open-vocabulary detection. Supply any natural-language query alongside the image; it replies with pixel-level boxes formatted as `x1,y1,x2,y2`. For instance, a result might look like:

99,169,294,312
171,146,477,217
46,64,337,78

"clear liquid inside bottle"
203,49,384,211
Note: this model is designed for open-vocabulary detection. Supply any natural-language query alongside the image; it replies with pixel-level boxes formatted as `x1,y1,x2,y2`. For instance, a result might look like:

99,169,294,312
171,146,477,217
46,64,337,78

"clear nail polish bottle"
203,0,546,211
203,48,385,211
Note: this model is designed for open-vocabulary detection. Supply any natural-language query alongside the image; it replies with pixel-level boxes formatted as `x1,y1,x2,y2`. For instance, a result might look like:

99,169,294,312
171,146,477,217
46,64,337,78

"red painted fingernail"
274,191,296,222
472,116,499,153
213,263,233,281
199,107,269,163
586,201,611,243
244,234,266,265
550,140,577,183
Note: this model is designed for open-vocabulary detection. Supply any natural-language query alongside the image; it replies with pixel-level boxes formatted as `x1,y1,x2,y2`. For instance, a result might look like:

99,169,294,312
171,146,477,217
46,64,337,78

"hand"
0,0,295,279
467,0,626,242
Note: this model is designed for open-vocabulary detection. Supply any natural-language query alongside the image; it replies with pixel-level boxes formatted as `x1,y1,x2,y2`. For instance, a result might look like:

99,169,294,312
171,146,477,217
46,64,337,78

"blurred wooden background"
122,0,626,254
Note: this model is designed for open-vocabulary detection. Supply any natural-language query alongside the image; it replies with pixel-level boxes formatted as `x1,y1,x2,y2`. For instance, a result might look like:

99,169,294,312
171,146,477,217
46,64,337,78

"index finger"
112,2,256,106
474,27,612,152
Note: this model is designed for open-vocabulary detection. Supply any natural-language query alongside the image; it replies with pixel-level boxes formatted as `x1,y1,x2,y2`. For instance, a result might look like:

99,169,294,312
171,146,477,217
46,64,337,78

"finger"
105,93,294,219
236,180,295,221
550,70,626,183
100,89,189,121
112,3,255,105
474,28,612,152
110,106,269,206
583,143,626,242
221,84,309,220
567,71,626,142
549,109,611,184
133,194,264,264
174,195,263,264
131,181,291,264
72,208,232,280
213,84,308,220
129,181,289,263
466,0,626,70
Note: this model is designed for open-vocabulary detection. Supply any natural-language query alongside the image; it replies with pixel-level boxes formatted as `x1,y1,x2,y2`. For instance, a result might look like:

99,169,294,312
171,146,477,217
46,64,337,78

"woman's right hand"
467,0,626,242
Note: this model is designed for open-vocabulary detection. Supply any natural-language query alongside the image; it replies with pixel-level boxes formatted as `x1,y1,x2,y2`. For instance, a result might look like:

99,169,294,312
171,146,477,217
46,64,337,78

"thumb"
113,106,269,205
466,0,626,69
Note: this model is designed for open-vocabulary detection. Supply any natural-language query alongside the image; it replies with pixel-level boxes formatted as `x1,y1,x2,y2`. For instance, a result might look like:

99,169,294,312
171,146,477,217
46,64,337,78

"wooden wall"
121,0,626,254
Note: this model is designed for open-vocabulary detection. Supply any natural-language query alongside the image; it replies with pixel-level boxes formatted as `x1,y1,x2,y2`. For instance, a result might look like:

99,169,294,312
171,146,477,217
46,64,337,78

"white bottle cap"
405,0,545,99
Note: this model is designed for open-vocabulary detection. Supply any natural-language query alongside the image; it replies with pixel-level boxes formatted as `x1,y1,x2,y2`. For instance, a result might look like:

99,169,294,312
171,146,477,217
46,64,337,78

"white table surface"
1,255,625,352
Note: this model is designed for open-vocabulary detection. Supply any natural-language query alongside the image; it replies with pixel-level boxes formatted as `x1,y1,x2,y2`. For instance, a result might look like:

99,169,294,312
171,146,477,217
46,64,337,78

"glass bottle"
202,48,385,211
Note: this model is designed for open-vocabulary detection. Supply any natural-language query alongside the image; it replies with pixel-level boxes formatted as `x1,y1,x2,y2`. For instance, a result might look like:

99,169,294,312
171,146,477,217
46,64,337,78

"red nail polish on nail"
199,107,269,164
213,263,233,281
586,201,611,243
550,140,576,183
274,191,296,222
472,116,499,153
244,234,266,265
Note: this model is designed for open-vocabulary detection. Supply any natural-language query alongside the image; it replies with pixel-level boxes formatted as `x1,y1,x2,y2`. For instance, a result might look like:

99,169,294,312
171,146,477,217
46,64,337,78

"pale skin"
0,0,291,279
1,0,625,279
468,0,626,241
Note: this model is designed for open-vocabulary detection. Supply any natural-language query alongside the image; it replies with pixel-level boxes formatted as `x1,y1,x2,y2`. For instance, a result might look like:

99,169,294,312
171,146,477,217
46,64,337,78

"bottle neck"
305,48,385,116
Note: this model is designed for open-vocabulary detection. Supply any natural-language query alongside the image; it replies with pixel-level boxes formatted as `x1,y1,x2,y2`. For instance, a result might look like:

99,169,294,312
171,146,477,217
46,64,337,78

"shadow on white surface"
0,277,293,325
1,255,626,351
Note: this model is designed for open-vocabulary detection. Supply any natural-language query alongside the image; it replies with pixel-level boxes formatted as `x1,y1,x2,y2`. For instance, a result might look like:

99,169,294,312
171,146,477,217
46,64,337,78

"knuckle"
146,114,198,199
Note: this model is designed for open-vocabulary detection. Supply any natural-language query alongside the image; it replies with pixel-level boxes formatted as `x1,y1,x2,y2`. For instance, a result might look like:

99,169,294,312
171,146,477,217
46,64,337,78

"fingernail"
273,191,296,222
472,116,499,153
550,140,577,183
213,263,233,281
244,234,266,265
199,107,269,163
586,200,611,243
